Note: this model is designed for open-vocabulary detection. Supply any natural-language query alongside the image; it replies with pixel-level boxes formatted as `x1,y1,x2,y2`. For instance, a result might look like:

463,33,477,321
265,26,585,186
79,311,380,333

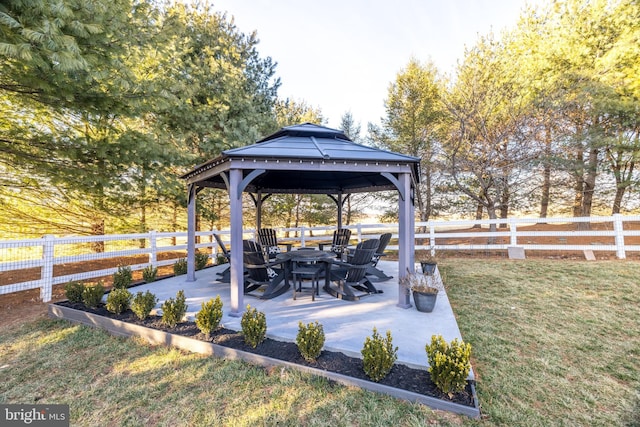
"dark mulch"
56,301,475,408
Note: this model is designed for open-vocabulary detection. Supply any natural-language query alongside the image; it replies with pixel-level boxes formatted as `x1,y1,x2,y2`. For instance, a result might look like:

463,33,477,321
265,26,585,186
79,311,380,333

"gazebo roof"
182,123,420,194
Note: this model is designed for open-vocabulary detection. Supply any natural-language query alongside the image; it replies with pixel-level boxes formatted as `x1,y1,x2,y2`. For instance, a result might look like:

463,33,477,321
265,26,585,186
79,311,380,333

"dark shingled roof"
182,123,420,194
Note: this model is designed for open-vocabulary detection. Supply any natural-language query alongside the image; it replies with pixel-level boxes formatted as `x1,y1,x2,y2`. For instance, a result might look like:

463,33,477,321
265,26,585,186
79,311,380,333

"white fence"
1,214,639,302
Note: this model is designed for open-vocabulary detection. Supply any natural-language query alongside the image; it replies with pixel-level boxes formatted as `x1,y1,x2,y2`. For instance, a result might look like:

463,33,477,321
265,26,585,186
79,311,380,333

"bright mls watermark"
1,404,69,426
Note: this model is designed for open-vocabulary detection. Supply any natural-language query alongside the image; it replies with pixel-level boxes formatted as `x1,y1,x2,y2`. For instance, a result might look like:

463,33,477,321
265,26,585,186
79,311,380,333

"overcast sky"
212,0,541,129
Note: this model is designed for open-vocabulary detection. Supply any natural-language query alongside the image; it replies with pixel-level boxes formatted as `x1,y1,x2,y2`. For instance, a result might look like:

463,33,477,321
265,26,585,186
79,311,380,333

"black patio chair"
325,238,382,301
257,228,292,261
319,228,352,259
213,233,231,283
346,234,393,282
243,240,289,299
367,233,393,281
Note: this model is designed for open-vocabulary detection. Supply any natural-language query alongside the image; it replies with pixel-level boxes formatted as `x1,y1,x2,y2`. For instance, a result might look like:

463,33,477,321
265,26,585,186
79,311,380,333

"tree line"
1,0,638,240
371,0,639,230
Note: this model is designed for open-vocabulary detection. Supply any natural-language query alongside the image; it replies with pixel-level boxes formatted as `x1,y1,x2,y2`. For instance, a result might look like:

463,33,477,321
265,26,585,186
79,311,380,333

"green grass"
442,259,640,426
1,259,639,426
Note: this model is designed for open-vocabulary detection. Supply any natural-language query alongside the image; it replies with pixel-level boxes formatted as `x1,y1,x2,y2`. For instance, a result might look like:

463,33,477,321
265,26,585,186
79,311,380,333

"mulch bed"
56,300,475,408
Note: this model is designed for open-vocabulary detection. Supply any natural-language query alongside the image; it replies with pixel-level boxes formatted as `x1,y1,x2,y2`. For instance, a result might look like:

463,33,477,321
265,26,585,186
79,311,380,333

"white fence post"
613,214,626,259
41,235,55,302
300,226,307,247
356,224,363,243
149,230,158,267
509,219,518,246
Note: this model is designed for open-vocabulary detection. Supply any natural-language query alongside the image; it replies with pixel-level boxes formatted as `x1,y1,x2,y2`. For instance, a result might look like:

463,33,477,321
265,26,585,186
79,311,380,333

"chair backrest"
213,233,230,257
333,229,351,246
257,228,281,259
243,240,270,283
330,228,352,255
243,239,261,253
376,233,392,254
344,247,376,283
371,233,391,265
257,228,278,247
355,238,379,251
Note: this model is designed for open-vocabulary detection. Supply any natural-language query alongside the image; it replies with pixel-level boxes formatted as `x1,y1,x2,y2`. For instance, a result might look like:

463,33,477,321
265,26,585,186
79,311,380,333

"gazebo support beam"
250,191,272,230
397,172,413,308
229,168,244,317
328,193,349,229
186,183,197,282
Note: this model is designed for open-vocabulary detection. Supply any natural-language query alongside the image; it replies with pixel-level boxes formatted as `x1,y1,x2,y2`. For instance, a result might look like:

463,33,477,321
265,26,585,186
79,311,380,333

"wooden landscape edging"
48,304,480,419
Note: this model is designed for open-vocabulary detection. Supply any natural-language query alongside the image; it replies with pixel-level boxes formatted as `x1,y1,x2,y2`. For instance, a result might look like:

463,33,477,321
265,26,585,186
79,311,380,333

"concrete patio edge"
48,303,481,419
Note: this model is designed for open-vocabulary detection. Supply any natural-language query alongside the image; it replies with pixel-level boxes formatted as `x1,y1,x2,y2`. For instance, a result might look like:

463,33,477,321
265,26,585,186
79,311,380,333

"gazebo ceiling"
181,123,420,194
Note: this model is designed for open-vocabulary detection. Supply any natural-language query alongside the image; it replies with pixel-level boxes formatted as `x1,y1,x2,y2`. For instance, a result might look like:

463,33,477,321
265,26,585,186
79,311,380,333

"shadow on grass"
625,389,640,427
1,319,463,426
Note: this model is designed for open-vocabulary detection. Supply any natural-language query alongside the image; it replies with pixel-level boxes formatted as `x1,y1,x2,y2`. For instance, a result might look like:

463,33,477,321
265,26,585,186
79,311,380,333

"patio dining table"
275,249,334,291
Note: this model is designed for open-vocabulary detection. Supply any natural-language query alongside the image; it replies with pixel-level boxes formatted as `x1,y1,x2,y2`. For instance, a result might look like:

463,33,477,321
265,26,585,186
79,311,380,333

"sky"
212,0,541,129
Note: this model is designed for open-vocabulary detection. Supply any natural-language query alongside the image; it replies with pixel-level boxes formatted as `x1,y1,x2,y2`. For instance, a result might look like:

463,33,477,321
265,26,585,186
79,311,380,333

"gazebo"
181,123,420,316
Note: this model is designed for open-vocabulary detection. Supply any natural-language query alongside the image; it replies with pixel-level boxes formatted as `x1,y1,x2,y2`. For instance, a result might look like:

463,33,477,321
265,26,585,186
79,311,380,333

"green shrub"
112,265,133,289
361,327,398,382
425,335,472,396
131,291,158,320
161,290,188,328
64,281,84,303
241,305,267,348
195,296,223,339
216,254,227,265
296,321,325,362
173,258,187,275
195,251,209,270
82,282,105,308
105,288,132,314
142,265,158,283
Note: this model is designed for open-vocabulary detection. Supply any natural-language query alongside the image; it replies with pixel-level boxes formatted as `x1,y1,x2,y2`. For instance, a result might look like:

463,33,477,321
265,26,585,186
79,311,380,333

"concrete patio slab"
120,261,470,375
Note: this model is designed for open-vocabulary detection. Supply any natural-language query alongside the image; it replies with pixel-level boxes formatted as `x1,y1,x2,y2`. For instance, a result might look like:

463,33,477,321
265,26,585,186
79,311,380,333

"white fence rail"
1,214,639,302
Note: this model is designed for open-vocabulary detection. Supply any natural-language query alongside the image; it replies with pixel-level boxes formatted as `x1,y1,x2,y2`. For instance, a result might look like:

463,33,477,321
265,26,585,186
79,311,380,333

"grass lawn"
1,259,639,426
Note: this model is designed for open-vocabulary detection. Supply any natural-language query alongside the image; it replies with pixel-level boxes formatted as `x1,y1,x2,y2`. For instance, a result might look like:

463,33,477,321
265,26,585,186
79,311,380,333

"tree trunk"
473,203,484,228
539,124,552,220
612,187,625,214
573,147,585,218
486,204,498,243
424,159,432,221
499,186,509,228
610,159,635,215
473,202,483,228
139,204,147,249
581,146,599,217
195,213,201,244
171,205,178,246
576,145,599,230
91,219,105,253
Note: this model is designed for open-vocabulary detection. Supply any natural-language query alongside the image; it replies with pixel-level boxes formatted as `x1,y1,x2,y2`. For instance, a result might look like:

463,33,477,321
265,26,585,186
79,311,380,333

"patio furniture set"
215,229,393,301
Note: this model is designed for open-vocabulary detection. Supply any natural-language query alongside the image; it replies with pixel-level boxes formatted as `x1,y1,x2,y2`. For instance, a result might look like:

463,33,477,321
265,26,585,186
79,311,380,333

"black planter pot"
420,262,437,275
412,290,438,313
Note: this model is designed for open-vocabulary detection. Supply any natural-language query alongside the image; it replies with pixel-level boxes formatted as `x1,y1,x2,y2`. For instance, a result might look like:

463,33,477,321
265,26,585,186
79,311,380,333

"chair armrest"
278,243,293,252
265,258,286,268
328,259,353,268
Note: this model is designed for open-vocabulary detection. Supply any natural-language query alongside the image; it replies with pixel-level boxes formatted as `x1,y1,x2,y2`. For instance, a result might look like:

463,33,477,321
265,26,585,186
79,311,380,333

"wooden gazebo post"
228,168,244,316
397,172,414,308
